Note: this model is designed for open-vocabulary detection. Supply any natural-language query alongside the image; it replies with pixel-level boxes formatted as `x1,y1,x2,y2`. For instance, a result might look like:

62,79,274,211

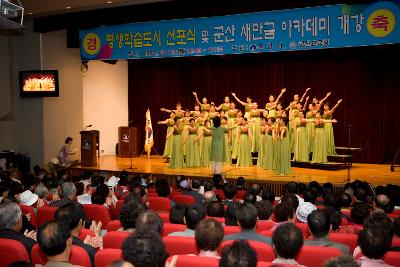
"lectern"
118,127,139,158
80,130,100,167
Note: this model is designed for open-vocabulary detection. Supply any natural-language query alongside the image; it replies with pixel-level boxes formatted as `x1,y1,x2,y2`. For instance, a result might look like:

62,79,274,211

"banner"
144,109,154,157
80,1,400,60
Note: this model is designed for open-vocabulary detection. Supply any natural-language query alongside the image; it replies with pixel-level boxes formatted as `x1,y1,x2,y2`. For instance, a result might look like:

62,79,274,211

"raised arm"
158,119,169,125
274,88,287,105
300,88,311,103
319,92,331,105
192,92,202,106
231,92,247,106
215,104,223,111
160,108,173,113
330,99,343,113
302,96,310,111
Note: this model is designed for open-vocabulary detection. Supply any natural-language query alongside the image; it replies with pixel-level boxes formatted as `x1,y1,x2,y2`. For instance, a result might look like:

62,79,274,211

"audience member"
195,219,224,258
135,210,163,234
339,204,371,234
373,195,392,214
296,202,317,223
272,223,304,266
182,179,203,204
169,204,186,224
220,240,257,267
281,193,300,210
243,192,256,204
255,200,273,221
119,202,148,233
49,182,77,207
207,201,225,218
324,256,360,267
203,191,217,205
223,184,237,205
225,202,239,226
261,187,275,204
358,227,393,267
168,203,206,237
250,183,262,202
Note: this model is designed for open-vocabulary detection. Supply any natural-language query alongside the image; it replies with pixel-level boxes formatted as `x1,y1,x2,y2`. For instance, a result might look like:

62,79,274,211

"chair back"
0,238,30,266
107,220,122,232
37,206,57,227
148,196,172,212
329,232,357,254
296,246,342,267
158,212,170,223
165,255,219,267
31,243,91,267
79,228,96,241
162,223,186,237
223,226,241,236
83,204,111,229
256,221,276,232
163,236,198,256
172,194,196,205
219,240,275,262
95,248,122,267
19,204,38,228
103,231,130,249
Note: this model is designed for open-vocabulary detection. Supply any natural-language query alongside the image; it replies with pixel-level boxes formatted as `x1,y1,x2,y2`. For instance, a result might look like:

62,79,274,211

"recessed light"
28,12,33,15
106,1,113,3
65,6,71,9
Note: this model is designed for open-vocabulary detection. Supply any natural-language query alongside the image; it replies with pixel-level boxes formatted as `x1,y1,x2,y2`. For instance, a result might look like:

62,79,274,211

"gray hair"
35,183,49,198
60,182,76,198
0,202,22,228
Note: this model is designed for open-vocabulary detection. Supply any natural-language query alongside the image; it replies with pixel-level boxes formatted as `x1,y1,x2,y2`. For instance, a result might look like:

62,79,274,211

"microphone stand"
347,124,351,182
125,120,136,171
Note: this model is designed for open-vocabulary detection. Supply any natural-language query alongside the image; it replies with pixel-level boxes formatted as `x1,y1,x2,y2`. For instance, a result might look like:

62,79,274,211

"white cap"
105,176,120,188
20,190,39,206
296,202,317,223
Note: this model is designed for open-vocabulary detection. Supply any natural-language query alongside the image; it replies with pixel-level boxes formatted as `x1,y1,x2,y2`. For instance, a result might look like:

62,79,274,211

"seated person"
324,256,360,267
250,184,262,202
261,187,275,204
155,179,175,206
206,201,225,218
168,203,206,237
49,182,78,208
272,223,305,266
271,202,296,230
243,192,256,204
338,203,371,234
296,202,317,224
255,200,273,221
182,179,203,204
119,202,148,233
169,204,186,224
220,240,257,267
135,210,163,235
358,227,393,267
222,184,237,206
195,219,224,258
224,202,239,226
224,203,271,244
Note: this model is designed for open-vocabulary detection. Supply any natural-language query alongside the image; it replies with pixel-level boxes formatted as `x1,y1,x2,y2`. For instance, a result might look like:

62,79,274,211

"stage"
68,155,400,187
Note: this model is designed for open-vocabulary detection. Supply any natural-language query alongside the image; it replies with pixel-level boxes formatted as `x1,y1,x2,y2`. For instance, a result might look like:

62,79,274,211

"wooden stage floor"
70,155,400,186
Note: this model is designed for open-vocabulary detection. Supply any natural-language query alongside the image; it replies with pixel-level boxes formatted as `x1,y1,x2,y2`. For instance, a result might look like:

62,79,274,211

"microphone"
84,124,92,130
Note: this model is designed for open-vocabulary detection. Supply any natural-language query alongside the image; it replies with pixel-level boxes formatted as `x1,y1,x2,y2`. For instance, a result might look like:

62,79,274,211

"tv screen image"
19,70,59,97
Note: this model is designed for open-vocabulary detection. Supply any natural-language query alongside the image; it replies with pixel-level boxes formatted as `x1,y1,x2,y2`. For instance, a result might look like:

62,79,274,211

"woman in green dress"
195,111,207,158
306,103,316,154
248,103,263,153
197,120,213,167
182,118,200,168
272,118,281,172
193,91,210,114
263,117,275,170
210,117,235,174
158,112,176,158
265,88,286,118
180,110,192,157
221,117,232,165
311,112,337,163
294,111,310,162
236,118,253,167
231,92,254,120
190,103,201,120
323,99,342,155
168,119,184,169
257,118,267,167
231,111,243,160
275,118,291,175
160,103,185,120
207,104,220,121
216,96,231,113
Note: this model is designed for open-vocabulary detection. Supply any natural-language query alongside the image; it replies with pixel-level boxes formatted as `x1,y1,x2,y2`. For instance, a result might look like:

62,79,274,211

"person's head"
223,184,237,200
323,256,360,267
225,202,239,226
286,182,298,194
59,182,77,201
255,200,273,220
324,206,342,231
354,188,367,202
202,97,207,104
358,227,392,259
207,201,225,217
350,204,371,225
155,179,170,198
272,222,304,259
122,231,167,267
120,202,148,230
250,184,261,196
191,179,201,190
135,210,163,234
303,190,318,204
203,191,217,205
204,182,213,193
374,194,391,213
194,103,200,111
54,202,85,233
281,193,299,211
213,174,222,187
220,240,257,267
261,187,275,203
298,111,305,119
235,203,258,230
185,203,206,230
37,220,72,260
237,177,245,187
0,202,22,231
339,192,352,208
243,192,256,204
274,202,295,223
296,202,317,223
169,204,186,224
65,137,73,145
363,212,393,236
269,95,275,102
195,219,224,252
224,96,230,103
230,102,236,109
307,209,331,238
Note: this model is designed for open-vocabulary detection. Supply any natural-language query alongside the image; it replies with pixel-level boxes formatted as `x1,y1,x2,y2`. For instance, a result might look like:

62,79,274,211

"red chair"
172,194,196,205
37,206,57,226
389,213,399,219
19,204,38,228
116,200,124,215
256,221,276,233
384,251,400,266
148,196,172,212
295,223,311,238
223,226,241,236
340,217,349,226
158,212,170,223
103,231,130,249
165,255,219,267
219,240,275,262
296,246,342,267
236,190,247,200
329,233,358,254
257,262,297,267
163,223,186,237
31,243,91,267
260,229,274,238
95,249,122,267
107,220,122,232
392,237,400,247
79,228,96,241
206,216,225,224
215,189,225,200
0,238,30,266
163,236,198,256
83,204,111,229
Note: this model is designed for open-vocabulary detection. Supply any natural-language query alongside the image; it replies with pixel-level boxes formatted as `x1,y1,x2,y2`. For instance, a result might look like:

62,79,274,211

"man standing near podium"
58,137,79,166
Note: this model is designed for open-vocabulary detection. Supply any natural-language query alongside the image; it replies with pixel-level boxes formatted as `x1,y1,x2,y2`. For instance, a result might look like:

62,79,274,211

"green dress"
306,111,316,153
201,104,210,113
162,119,175,158
272,124,280,172
257,127,267,167
168,127,184,168
196,118,206,157
323,113,336,155
236,126,252,167
250,110,261,153
231,119,240,160
263,128,274,170
244,103,252,120
184,127,200,167
221,103,230,112
312,122,328,163
266,103,276,118
294,117,309,162
223,130,232,164
276,128,291,175
181,117,190,156
289,108,299,153
200,128,212,167
211,126,230,163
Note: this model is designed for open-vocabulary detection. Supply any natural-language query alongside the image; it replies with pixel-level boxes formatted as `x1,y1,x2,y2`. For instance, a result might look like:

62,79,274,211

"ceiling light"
28,12,33,15
106,1,113,3
65,6,71,9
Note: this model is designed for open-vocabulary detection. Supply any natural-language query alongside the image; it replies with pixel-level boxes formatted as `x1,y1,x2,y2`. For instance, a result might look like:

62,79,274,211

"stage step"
291,161,347,170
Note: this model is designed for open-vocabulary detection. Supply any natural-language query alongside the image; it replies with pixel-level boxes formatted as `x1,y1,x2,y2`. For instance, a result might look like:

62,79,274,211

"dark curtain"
128,45,400,164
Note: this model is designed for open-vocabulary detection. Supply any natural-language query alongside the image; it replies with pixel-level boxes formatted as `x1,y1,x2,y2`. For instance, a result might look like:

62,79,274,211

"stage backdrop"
128,45,400,164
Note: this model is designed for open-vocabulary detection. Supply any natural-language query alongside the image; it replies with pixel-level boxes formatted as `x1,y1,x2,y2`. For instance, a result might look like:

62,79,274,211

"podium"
80,130,100,167
118,127,139,158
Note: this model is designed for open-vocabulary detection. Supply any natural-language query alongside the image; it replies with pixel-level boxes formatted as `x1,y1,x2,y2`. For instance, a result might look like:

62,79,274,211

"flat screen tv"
19,70,59,97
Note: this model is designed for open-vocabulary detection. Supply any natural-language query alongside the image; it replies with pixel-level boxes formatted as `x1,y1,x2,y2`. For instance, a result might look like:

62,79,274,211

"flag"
144,108,154,156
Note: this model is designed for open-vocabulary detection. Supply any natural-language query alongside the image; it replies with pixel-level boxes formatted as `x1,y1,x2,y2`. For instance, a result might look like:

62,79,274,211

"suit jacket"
36,261,81,267
224,230,272,245
304,236,349,255
0,228,36,256
72,236,96,267
182,190,203,204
